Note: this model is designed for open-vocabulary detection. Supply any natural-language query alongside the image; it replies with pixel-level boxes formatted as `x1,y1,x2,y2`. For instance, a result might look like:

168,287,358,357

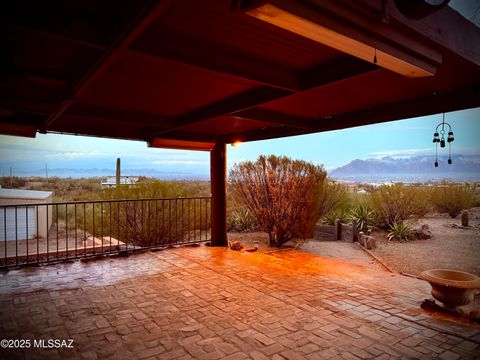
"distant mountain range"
4,155,480,183
5,167,209,180
330,155,480,182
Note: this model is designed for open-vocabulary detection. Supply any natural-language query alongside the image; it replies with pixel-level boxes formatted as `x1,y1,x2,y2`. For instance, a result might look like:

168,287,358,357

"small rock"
412,223,432,239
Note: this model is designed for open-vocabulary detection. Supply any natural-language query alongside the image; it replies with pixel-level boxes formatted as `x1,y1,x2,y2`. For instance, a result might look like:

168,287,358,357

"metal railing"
0,196,211,268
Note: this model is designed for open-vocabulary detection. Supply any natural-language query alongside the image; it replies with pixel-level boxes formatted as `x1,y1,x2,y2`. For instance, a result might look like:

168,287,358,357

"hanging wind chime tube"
432,113,454,167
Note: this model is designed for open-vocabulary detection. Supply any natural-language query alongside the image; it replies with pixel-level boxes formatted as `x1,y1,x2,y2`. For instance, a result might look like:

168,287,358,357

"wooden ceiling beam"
383,0,480,67
41,0,172,131
0,121,37,138
224,124,308,143
225,86,480,143
240,0,442,77
65,104,176,128
129,27,300,92
318,86,480,132
1,22,107,51
230,108,314,130
299,57,377,90
164,56,376,132
176,86,293,127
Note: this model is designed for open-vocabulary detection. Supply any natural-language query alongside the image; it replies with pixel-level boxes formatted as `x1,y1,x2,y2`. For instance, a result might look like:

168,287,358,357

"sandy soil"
227,208,480,278
371,207,480,276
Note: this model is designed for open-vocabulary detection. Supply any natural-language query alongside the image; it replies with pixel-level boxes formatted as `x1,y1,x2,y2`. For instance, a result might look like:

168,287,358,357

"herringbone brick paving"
0,246,479,359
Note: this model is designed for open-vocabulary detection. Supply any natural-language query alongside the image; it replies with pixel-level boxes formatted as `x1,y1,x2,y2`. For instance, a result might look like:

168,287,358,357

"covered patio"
1,246,479,359
1,0,480,358
1,0,480,248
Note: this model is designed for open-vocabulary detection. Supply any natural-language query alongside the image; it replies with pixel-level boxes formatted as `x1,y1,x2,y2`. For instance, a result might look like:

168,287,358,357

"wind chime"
432,113,454,167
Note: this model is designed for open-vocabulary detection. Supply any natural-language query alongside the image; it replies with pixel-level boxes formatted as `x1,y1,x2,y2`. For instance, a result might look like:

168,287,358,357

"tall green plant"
371,184,416,227
230,155,326,247
318,181,350,218
430,183,475,218
349,204,376,233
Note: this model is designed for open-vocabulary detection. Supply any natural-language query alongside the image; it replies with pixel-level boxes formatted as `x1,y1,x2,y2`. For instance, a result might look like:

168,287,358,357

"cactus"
461,210,469,227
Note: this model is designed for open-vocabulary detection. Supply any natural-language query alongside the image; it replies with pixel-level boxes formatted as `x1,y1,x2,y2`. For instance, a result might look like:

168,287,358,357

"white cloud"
368,148,432,158
151,160,209,166
369,147,480,159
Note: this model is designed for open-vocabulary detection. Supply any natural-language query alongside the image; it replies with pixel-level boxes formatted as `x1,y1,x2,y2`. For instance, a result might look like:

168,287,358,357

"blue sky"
0,108,479,178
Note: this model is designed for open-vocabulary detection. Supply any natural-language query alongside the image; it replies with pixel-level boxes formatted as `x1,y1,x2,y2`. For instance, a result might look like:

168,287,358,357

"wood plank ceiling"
1,0,479,148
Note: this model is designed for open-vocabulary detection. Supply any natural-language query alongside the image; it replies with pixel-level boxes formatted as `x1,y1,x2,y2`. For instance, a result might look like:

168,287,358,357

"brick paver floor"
0,246,479,359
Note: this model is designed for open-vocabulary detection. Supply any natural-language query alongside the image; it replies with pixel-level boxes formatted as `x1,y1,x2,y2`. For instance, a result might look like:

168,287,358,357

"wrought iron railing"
0,196,211,268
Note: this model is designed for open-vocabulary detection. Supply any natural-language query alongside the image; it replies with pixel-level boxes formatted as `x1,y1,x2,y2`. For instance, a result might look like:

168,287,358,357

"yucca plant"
386,221,412,242
349,204,376,233
226,207,259,232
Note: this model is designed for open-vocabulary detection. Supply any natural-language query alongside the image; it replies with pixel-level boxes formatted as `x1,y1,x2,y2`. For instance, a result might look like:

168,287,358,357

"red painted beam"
210,141,227,247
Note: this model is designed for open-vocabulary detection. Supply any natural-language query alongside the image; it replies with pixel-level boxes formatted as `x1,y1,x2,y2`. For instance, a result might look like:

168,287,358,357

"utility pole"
116,158,121,187
9,166,12,187
45,163,48,179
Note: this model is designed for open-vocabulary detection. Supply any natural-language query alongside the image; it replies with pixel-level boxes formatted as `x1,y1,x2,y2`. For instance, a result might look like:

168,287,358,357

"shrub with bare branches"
229,155,326,247
430,183,475,218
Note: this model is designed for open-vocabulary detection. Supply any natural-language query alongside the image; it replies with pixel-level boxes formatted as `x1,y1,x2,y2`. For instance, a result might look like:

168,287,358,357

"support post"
334,219,341,241
210,141,227,246
352,218,359,243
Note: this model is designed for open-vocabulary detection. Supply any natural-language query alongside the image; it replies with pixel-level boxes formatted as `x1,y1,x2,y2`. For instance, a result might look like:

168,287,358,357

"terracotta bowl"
420,269,480,308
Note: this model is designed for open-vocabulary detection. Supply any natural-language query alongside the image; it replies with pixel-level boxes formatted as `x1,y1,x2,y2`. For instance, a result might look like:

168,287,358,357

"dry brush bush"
430,183,475,218
371,184,419,228
230,155,326,247
94,181,209,246
318,180,350,218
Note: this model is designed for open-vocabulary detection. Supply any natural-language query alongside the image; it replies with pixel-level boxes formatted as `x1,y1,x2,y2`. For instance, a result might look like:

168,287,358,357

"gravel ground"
371,207,480,276
227,208,480,278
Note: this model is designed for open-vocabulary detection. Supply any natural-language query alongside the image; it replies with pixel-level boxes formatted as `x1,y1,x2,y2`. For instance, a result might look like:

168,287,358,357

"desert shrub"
318,180,350,218
371,184,417,228
227,207,259,232
322,209,350,225
319,180,353,226
0,176,26,188
92,180,209,246
409,186,432,218
230,155,326,247
430,184,475,218
387,221,412,242
349,204,376,233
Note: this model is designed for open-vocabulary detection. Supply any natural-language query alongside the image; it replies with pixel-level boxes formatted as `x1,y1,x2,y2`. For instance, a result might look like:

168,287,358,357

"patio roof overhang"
1,0,479,145
1,0,479,246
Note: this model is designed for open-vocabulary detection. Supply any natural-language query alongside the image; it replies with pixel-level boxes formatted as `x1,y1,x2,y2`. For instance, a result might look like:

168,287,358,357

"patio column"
210,140,227,246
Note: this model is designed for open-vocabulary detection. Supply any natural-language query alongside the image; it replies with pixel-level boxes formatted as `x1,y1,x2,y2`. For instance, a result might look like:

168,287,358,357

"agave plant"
349,204,376,233
387,221,412,242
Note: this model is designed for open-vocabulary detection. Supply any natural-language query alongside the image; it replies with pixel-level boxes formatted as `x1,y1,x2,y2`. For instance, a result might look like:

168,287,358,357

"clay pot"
420,269,480,308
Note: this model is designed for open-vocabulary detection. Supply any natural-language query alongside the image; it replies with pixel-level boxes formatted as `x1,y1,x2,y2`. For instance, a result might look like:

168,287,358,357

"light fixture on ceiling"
243,2,436,77
149,138,214,151
432,113,454,167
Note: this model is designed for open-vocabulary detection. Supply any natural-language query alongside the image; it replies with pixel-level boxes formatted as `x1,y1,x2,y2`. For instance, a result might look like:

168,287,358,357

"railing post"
210,141,227,246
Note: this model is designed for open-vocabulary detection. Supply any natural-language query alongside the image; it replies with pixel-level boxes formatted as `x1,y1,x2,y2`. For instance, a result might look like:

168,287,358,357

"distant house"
0,189,53,241
101,176,139,188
